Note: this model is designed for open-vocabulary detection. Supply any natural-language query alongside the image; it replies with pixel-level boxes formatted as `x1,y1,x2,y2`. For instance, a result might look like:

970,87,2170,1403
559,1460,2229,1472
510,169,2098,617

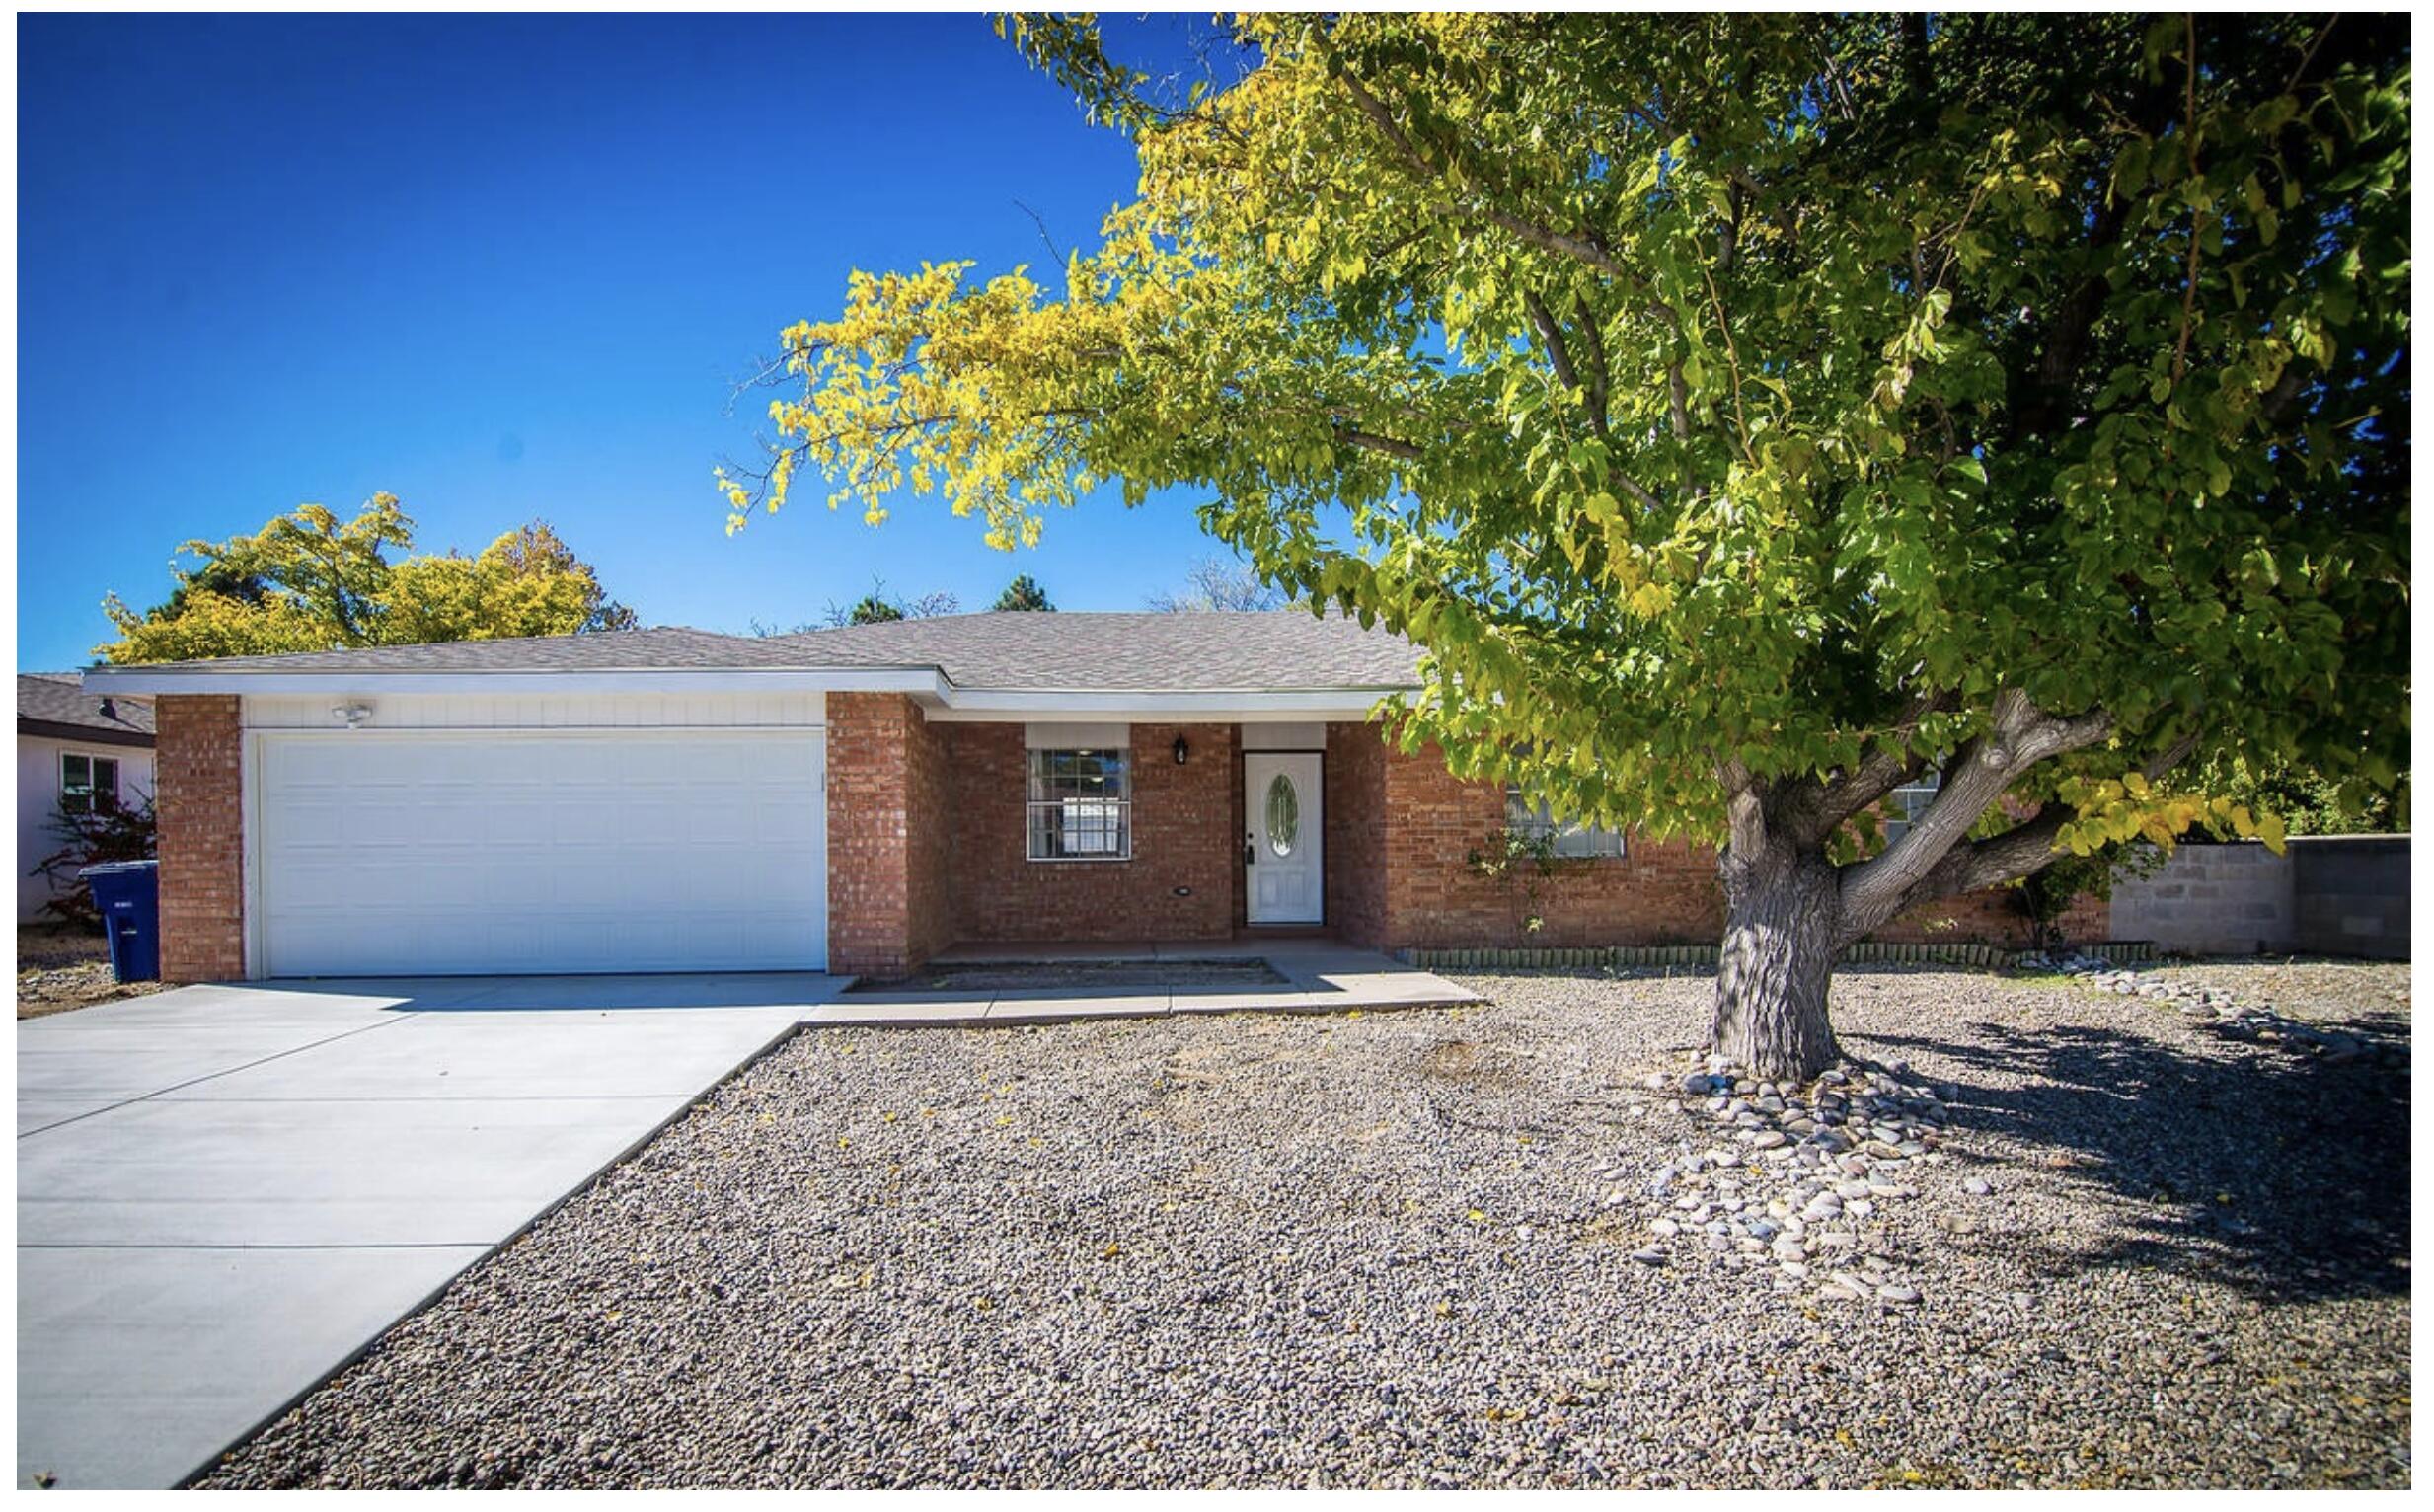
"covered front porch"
831,700,1395,976
824,936,1479,1021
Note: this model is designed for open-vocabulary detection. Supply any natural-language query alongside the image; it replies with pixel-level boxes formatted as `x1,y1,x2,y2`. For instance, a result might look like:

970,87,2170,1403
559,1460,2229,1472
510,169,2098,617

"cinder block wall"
155,694,246,982
2109,842,2297,954
2292,836,2409,959
2114,836,2410,959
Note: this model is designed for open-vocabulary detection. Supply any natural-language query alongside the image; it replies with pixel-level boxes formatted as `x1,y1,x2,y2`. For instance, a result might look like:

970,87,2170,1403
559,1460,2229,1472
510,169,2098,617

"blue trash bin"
80,859,161,983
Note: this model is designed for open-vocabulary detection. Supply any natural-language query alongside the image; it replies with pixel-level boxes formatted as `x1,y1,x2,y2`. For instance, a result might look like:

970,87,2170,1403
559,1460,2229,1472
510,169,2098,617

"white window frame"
1882,771,1941,847
1027,747,1132,862
60,751,120,816
1503,785,1627,859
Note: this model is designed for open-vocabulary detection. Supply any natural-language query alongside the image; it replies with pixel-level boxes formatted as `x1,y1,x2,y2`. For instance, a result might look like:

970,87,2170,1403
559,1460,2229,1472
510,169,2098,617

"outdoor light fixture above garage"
330,702,372,728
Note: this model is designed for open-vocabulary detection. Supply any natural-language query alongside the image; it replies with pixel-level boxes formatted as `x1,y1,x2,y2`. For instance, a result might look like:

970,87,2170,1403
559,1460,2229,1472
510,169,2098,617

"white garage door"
256,731,825,976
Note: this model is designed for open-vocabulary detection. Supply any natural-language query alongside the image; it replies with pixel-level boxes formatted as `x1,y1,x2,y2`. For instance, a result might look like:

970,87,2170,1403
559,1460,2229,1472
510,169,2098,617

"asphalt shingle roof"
80,613,1424,692
770,612,1422,691
20,673,155,738
89,627,816,675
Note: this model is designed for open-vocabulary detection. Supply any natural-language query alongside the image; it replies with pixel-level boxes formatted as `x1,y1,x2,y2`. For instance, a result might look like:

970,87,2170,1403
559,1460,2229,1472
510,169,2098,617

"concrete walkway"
16,974,841,1489
15,946,1474,1487
823,938,1481,1023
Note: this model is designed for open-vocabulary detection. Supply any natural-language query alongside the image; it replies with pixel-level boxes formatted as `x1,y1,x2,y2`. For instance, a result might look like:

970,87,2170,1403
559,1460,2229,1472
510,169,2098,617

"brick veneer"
1350,729,2101,952
1323,721,1387,945
142,690,2103,985
826,692,951,975
1367,735,1722,950
155,694,246,982
947,721,1237,945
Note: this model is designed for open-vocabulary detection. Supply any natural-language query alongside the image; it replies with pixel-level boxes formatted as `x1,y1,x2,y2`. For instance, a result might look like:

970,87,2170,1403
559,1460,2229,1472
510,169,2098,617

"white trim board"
84,666,1407,722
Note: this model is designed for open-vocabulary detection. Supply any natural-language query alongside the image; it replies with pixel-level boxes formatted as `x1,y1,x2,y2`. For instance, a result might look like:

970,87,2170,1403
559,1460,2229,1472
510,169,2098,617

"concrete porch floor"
815,939,1482,1025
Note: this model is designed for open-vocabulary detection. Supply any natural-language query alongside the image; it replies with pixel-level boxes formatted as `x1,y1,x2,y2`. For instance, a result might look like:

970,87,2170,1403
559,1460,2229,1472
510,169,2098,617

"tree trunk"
1709,841,1842,1081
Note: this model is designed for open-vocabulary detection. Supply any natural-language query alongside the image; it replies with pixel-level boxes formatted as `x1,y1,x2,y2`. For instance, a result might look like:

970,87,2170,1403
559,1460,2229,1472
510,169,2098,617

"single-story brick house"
83,612,2095,982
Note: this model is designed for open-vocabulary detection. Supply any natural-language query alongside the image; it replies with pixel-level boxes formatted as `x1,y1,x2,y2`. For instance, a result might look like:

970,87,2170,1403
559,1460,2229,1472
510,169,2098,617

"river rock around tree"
201,960,2409,1489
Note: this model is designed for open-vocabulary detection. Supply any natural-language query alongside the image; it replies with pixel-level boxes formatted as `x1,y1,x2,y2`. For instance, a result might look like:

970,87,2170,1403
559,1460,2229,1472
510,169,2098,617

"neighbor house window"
1882,772,1941,846
1504,786,1626,859
61,753,120,816
1027,748,1131,860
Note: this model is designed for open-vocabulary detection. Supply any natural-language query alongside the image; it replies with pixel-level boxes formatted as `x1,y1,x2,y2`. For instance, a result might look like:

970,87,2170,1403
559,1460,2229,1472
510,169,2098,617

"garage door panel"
257,732,826,976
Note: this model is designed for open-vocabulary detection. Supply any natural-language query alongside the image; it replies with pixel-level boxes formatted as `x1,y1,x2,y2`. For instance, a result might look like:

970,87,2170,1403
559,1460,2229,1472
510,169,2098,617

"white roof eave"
79,664,1412,720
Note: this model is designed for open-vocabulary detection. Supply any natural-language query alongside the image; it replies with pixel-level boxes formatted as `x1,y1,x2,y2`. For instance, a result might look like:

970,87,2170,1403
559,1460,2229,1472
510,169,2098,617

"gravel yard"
16,925,164,1019
204,961,2410,1489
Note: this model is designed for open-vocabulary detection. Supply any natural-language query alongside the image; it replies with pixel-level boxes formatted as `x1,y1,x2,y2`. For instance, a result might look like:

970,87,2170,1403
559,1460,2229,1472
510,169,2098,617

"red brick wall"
1325,720,1388,946
905,700,953,965
1347,727,2099,952
826,693,950,976
155,694,246,982
1372,735,1721,949
1874,886,2108,949
946,721,1237,945
821,706,2101,972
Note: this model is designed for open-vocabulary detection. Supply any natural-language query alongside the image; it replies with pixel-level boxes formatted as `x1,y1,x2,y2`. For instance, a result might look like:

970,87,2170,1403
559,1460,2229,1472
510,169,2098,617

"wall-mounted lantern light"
1173,735,1189,766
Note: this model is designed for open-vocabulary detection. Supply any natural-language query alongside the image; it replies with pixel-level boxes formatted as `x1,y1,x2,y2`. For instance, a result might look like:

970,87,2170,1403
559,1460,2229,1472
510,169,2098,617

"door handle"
1244,832,1255,868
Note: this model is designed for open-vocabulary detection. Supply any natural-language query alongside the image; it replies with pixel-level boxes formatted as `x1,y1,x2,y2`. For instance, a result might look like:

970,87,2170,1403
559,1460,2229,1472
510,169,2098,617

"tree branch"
1572,293,1614,432
1339,426,1423,461
1718,756,1769,860
1525,289,1607,437
1834,691,2115,942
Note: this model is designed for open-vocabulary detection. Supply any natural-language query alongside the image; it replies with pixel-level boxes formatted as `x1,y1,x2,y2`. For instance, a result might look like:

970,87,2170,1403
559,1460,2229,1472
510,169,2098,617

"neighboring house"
84,614,2092,982
18,672,156,922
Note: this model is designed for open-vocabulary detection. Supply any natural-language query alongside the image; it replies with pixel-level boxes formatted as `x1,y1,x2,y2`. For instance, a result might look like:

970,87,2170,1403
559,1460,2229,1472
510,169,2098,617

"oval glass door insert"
1264,773,1300,856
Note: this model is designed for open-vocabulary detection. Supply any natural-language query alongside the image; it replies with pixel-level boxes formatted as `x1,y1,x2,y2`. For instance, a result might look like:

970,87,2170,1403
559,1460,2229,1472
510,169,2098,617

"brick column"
826,692,949,976
155,694,246,982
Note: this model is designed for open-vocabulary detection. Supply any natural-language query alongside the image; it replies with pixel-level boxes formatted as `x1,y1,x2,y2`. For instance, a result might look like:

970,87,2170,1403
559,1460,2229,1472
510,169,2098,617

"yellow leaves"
2255,809,2288,854
1101,1242,1121,1259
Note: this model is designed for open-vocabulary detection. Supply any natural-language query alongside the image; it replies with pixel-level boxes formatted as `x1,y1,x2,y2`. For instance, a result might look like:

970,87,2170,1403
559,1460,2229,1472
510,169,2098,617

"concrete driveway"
16,974,845,1489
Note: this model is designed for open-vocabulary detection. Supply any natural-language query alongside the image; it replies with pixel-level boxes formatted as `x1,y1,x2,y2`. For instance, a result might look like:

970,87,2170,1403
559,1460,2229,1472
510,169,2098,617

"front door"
1245,752,1324,924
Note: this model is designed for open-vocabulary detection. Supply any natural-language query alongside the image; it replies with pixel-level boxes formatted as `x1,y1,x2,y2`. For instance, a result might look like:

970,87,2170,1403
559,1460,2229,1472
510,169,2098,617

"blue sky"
16,12,1243,669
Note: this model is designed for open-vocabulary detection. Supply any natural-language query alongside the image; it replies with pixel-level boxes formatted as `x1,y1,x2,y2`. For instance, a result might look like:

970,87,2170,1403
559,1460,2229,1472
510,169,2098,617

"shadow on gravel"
1859,1019,2410,1305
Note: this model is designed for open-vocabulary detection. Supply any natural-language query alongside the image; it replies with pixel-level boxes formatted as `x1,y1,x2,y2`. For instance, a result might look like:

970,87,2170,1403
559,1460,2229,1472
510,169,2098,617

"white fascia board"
81,666,951,698
925,688,1408,722
84,663,1413,721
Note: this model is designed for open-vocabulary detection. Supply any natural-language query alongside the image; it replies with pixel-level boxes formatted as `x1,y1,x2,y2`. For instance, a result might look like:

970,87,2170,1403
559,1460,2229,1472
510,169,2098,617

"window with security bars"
1503,786,1627,859
1027,748,1131,860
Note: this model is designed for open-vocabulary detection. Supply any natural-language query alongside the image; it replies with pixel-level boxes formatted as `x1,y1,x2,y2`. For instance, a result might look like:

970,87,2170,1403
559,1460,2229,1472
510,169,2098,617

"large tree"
103,495,637,662
721,14,2409,1077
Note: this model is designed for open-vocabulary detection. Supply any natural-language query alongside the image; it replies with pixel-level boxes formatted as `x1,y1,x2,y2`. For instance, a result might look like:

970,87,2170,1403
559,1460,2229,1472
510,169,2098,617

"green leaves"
729,13,2406,849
